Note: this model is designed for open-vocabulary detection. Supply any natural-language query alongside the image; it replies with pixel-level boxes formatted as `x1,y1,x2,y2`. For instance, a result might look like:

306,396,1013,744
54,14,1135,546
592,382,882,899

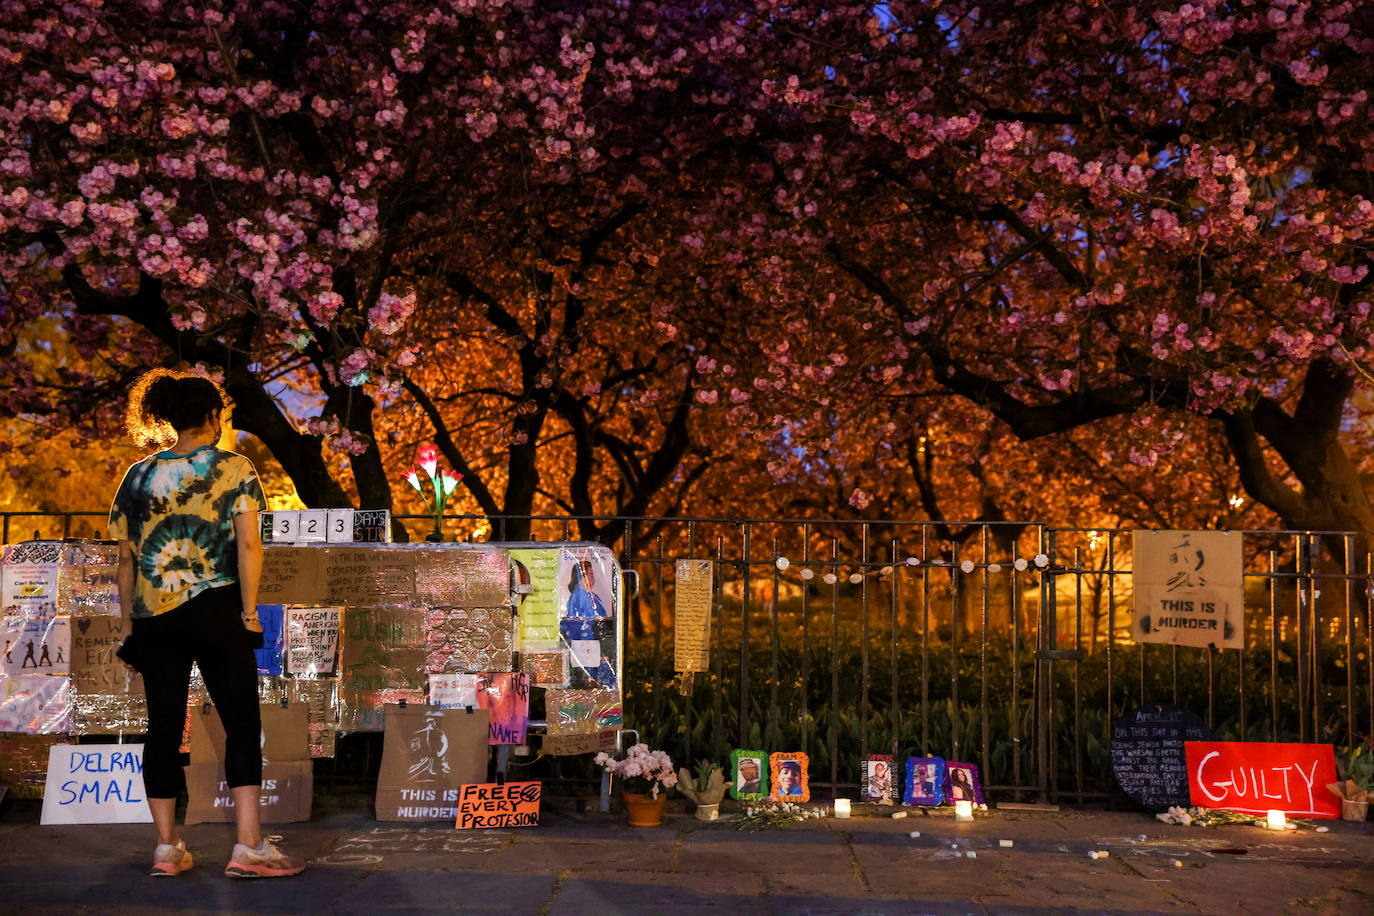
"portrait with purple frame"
944,761,984,805
903,756,945,806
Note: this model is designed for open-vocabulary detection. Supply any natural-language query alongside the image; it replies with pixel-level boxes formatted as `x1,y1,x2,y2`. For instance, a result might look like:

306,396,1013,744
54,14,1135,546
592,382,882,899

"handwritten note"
286,606,342,676
455,781,541,829
260,547,326,605
674,559,713,672
325,548,415,602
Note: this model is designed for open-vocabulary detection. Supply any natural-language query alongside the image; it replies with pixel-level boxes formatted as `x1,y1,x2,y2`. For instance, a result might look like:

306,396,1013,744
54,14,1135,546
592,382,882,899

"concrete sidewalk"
0,801,1370,915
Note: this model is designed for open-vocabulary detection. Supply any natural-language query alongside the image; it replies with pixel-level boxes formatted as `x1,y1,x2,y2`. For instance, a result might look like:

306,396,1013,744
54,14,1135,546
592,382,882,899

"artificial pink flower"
415,443,439,479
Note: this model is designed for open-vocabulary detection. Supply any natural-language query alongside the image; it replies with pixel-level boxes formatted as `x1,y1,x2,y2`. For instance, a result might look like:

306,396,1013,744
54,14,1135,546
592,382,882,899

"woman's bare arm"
233,511,264,632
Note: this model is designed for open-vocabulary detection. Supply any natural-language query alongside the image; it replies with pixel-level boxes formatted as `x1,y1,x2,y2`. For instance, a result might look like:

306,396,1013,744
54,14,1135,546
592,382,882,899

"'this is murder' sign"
1133,530,1244,650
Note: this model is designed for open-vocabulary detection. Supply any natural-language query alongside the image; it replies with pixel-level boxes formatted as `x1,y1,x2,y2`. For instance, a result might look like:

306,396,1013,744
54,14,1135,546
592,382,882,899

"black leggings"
134,584,262,799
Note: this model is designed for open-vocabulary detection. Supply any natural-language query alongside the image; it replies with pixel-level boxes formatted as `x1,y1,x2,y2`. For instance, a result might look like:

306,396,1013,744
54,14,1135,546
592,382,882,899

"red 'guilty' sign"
1185,741,1340,818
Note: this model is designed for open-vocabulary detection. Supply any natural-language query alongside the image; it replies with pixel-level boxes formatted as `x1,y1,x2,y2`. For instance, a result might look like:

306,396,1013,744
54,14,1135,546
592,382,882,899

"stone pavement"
0,800,1370,915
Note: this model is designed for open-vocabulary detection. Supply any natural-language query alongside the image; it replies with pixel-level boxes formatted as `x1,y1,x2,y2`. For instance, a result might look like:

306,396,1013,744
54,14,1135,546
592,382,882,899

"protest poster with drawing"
1133,530,1244,650
375,704,490,821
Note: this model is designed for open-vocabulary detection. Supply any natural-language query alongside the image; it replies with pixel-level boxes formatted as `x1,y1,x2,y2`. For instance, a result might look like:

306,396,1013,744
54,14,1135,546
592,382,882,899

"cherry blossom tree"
710,0,1374,535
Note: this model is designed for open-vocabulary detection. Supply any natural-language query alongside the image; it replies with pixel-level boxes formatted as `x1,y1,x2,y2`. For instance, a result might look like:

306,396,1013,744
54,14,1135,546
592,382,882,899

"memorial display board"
1111,704,1213,810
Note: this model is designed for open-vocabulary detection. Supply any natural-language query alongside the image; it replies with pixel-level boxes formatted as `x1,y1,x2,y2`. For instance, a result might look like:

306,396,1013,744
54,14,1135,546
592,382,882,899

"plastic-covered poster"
510,548,560,652
2,541,62,618
522,650,570,688
57,542,120,616
0,675,71,734
425,606,513,674
339,604,428,732
285,606,342,676
254,604,285,676
2,615,71,676
544,688,622,736
428,672,529,745
557,547,617,689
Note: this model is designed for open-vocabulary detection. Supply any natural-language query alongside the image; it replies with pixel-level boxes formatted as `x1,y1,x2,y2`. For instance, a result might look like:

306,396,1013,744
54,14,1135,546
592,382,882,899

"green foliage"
622,616,1365,797
1336,744,1374,791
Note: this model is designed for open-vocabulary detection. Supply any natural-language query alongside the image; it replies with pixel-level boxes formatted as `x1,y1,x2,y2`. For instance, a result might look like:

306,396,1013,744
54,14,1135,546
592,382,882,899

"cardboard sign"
325,548,415,602
184,703,314,825
456,781,541,829
1133,531,1244,649
415,546,513,608
339,604,428,731
352,509,390,543
40,744,152,824
260,547,327,604
285,606,342,675
1186,741,1340,818
375,704,490,821
69,614,130,692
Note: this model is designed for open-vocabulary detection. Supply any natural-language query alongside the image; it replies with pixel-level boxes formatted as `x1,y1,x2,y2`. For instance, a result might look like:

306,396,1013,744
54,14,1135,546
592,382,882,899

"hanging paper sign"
455,781,541,829
285,606,342,676
1186,741,1340,818
510,548,560,650
674,559,712,673
0,675,71,734
2,542,62,618
2,616,71,676
1133,531,1244,649
429,673,480,710
40,744,152,824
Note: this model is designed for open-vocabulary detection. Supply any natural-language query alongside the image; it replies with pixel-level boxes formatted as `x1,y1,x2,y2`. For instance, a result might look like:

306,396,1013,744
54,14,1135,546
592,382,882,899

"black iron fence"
4,511,1371,803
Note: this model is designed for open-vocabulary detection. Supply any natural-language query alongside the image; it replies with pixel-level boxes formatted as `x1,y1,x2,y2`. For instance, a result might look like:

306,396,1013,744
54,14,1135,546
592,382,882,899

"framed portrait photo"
903,756,946,806
944,761,984,806
860,754,897,804
731,749,768,801
769,751,810,803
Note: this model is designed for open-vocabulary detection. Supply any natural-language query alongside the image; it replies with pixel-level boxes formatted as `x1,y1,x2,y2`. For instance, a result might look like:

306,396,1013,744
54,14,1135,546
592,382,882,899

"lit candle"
954,800,974,822
833,799,851,818
1266,810,1286,830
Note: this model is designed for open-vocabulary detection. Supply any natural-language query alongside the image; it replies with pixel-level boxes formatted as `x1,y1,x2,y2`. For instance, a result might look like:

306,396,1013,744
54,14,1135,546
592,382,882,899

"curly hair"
125,368,226,448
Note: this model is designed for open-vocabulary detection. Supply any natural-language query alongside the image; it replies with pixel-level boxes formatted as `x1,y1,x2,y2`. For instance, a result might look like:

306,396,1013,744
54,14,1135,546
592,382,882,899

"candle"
954,799,974,821
833,799,851,818
1266,810,1286,830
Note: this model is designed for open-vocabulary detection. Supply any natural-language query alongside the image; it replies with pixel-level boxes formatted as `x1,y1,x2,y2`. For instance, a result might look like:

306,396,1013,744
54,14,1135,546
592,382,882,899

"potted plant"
1330,744,1374,821
595,744,677,827
678,760,727,821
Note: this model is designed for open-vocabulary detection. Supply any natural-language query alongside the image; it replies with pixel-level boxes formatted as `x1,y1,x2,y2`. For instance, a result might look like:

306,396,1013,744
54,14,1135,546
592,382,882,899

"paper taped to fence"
674,559,712,673
1132,530,1244,650
285,606,341,676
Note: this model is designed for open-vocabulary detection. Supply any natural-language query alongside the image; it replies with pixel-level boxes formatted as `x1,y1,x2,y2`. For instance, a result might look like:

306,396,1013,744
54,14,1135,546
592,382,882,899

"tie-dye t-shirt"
108,446,266,618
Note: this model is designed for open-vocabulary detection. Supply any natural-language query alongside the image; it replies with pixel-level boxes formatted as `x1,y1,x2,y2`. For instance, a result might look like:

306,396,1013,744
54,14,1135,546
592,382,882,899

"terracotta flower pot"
623,792,668,827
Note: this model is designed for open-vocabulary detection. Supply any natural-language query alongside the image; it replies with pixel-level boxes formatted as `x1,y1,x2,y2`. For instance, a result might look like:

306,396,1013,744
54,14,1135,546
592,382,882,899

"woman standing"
110,369,303,879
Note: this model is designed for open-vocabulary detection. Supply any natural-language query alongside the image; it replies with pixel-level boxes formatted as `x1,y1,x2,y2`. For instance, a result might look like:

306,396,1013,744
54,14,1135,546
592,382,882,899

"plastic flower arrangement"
405,443,462,541
594,744,678,799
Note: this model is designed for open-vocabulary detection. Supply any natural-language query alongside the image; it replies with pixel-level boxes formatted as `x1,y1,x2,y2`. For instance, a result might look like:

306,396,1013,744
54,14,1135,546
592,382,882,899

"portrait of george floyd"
731,749,768,799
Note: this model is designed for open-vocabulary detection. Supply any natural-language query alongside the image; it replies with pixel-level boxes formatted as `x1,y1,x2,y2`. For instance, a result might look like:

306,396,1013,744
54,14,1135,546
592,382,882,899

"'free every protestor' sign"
455,781,540,829
40,744,151,824
1185,741,1340,818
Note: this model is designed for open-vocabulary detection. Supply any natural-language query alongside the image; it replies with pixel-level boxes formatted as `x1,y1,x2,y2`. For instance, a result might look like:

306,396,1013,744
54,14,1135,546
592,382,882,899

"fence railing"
4,511,1370,803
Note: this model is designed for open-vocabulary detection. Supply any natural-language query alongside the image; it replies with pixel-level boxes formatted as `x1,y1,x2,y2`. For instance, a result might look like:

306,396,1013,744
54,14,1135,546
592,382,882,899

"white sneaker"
224,836,305,879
